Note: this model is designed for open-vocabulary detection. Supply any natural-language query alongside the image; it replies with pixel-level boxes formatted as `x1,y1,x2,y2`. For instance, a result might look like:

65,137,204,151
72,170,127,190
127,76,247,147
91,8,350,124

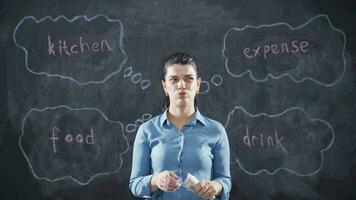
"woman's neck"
167,105,195,130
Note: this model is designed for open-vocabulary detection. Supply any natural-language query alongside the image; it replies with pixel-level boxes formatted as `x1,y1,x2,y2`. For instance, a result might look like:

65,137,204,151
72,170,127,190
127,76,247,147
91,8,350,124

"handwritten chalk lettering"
65,134,73,142
50,127,60,153
50,126,95,153
243,126,288,153
243,40,310,60
47,35,113,56
76,134,84,143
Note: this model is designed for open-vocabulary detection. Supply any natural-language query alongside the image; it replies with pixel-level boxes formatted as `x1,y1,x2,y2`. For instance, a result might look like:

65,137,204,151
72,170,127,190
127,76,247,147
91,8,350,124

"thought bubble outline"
13,15,128,85
225,106,335,176
19,105,129,185
222,14,346,87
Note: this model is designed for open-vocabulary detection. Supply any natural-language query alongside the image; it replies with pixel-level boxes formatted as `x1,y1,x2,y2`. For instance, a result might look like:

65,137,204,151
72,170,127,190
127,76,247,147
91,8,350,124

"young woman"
129,52,231,200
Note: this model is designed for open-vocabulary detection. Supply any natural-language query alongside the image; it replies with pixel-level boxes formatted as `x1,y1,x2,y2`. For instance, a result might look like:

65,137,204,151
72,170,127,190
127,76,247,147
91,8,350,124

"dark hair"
162,52,199,111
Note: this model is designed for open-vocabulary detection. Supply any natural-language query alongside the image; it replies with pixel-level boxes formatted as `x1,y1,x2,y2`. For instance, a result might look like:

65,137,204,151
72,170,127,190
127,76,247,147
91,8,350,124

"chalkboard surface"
1,0,356,199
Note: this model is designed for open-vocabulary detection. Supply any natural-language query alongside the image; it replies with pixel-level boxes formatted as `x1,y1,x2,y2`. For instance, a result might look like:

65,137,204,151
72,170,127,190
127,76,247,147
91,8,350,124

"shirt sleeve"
212,124,232,200
129,124,162,198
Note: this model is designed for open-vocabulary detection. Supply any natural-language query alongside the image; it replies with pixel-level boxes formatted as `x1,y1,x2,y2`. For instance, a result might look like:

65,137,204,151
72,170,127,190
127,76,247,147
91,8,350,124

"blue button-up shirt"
129,110,231,200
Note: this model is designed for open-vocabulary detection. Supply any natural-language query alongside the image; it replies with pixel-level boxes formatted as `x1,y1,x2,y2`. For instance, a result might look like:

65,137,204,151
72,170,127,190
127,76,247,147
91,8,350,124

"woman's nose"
177,79,186,89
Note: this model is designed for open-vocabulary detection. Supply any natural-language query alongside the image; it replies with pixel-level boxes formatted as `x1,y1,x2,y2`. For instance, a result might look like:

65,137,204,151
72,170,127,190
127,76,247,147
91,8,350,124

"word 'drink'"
243,126,288,153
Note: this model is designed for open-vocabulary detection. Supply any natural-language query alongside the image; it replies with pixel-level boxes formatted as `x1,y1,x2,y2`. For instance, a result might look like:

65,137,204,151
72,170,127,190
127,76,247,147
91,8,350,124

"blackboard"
1,0,356,199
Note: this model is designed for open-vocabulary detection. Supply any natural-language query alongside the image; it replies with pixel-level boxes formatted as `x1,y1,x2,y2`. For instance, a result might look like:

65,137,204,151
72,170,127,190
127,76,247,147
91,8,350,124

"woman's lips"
178,91,186,97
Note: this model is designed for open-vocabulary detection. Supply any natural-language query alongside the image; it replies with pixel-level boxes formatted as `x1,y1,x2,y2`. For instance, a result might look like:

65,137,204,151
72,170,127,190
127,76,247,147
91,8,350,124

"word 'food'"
50,126,94,153
243,40,310,59
243,126,288,153
47,36,113,56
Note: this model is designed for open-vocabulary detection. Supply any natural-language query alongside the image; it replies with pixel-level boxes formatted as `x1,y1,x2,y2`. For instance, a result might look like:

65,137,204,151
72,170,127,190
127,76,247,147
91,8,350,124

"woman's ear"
196,77,201,93
162,80,167,95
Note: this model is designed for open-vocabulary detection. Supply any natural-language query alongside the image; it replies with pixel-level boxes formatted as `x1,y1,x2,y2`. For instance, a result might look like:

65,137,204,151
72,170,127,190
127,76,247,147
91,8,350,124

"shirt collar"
195,109,207,126
159,109,169,127
159,109,207,127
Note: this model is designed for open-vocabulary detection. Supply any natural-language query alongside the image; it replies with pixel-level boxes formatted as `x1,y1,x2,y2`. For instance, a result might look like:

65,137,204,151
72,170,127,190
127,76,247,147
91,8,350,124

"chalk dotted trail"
14,14,156,185
125,113,154,133
123,66,151,90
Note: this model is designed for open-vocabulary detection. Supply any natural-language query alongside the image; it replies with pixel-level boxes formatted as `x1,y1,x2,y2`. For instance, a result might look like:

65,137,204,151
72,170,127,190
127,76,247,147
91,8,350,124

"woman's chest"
149,131,215,170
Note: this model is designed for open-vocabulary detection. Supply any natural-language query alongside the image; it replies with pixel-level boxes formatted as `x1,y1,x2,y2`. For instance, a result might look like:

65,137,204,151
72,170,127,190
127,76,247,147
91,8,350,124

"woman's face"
162,64,201,109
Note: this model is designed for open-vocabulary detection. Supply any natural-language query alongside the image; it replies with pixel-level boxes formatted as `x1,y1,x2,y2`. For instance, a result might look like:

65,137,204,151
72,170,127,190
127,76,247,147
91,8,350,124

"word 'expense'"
243,40,310,60
48,36,113,56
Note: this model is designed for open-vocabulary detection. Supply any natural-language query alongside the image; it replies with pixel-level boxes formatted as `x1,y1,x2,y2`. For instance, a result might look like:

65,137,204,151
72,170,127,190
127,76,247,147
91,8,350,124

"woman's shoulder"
137,112,164,130
199,112,226,132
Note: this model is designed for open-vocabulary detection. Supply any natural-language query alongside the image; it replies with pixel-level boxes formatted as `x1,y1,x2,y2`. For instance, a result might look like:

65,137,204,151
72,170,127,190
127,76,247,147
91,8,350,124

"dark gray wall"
1,0,355,199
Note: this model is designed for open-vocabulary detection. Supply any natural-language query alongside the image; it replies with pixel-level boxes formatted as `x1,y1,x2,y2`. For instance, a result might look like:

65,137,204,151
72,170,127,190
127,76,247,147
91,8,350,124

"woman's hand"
193,180,222,200
151,171,180,192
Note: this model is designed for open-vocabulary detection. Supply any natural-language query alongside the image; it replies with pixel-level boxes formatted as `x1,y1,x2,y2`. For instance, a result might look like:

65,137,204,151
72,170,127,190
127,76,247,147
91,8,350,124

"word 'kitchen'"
47,36,113,56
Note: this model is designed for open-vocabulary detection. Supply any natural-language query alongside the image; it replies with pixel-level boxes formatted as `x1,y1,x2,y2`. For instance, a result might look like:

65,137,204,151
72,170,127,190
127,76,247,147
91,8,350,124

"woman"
129,52,231,200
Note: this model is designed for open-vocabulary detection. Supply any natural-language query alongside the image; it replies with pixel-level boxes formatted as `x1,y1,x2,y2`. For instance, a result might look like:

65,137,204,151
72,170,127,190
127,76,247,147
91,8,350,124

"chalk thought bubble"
13,15,127,85
222,15,346,87
225,106,334,176
19,106,128,185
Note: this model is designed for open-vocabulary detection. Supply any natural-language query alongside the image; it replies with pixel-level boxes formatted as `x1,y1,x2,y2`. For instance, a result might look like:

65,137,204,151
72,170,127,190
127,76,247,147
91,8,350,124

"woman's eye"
169,78,178,82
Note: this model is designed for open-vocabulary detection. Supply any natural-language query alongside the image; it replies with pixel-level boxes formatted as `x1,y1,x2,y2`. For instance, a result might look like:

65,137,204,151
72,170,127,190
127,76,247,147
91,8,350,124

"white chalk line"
19,105,130,185
222,14,347,87
13,14,128,85
125,113,153,133
225,106,335,176
123,66,151,90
